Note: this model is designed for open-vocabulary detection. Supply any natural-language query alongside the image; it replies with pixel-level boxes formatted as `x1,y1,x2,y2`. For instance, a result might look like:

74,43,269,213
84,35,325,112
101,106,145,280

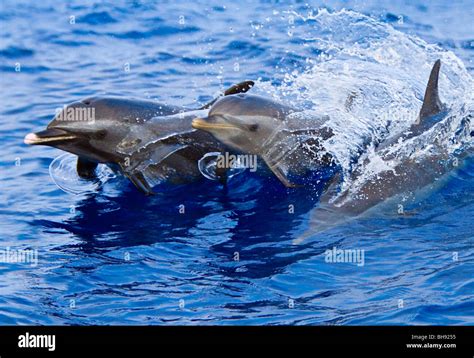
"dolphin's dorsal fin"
200,81,254,110
418,59,443,123
223,80,255,96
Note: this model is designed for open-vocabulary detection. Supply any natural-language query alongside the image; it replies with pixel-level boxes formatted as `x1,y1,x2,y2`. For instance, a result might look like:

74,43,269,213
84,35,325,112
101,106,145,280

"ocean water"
0,0,473,325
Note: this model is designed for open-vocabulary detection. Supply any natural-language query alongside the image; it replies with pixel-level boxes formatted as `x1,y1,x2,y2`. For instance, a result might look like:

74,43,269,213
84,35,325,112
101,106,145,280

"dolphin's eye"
82,100,91,105
94,130,107,140
248,124,259,132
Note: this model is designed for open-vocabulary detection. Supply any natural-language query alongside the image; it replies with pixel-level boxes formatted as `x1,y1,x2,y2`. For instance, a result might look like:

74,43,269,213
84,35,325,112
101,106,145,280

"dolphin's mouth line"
24,128,78,145
192,118,238,130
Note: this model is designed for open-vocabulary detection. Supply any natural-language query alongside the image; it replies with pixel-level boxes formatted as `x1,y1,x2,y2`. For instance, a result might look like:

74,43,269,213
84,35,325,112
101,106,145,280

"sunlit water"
0,0,473,325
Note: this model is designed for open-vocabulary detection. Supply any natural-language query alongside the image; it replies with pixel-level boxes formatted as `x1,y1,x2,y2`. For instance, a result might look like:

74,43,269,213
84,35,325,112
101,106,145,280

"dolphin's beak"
192,118,237,130
24,128,77,145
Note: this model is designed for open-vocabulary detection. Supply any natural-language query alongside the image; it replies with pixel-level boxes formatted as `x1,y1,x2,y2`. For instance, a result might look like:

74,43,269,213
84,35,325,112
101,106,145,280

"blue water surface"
0,0,473,325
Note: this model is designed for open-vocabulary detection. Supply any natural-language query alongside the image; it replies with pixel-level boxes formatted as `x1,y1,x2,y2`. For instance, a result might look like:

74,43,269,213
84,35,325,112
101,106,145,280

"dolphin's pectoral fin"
418,59,443,122
264,160,301,188
293,173,344,245
200,80,255,109
76,157,98,179
119,143,193,195
124,171,156,196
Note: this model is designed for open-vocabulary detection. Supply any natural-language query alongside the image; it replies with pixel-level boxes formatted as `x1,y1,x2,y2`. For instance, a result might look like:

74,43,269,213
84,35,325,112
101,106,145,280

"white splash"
255,9,473,193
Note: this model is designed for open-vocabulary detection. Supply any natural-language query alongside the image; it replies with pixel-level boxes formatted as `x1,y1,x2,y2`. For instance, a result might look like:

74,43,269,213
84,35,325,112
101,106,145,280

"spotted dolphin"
297,59,473,240
24,81,254,195
192,94,335,187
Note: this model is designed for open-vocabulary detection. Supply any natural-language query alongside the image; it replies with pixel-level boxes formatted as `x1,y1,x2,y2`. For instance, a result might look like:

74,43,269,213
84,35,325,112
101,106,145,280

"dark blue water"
1,1,473,325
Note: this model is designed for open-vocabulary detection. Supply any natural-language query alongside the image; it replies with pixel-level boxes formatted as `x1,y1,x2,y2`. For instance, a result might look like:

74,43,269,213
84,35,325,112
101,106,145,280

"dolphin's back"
84,97,182,123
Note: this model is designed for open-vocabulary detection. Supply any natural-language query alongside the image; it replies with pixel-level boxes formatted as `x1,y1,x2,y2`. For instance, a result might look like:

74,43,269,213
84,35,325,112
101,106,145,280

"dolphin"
296,59,473,240
191,94,336,187
24,81,254,195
